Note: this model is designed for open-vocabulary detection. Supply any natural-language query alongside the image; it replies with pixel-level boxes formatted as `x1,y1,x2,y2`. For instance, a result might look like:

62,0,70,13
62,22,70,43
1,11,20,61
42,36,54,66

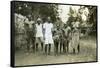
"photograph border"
10,1,98,67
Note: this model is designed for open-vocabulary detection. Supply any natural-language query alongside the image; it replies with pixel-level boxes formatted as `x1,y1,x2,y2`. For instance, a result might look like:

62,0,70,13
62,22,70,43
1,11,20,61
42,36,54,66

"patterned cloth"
70,29,80,49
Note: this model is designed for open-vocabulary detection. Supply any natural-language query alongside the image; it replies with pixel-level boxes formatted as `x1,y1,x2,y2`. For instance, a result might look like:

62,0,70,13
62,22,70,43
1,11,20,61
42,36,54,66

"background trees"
14,2,59,23
14,1,97,37
66,6,97,36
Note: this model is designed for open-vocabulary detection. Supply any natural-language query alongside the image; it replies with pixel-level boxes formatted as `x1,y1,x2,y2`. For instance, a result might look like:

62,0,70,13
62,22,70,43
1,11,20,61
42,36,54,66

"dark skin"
24,20,36,53
44,18,52,55
53,26,61,56
37,21,41,25
36,20,44,51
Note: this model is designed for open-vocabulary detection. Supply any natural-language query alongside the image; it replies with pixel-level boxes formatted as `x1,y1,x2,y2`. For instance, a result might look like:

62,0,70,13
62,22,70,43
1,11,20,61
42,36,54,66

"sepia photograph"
11,1,97,67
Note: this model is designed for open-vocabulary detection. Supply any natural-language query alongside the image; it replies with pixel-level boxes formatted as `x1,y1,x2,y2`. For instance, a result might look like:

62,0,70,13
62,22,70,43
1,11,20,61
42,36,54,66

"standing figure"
53,25,61,56
71,18,80,54
24,17,36,53
63,25,71,53
59,28,64,54
71,28,80,54
43,17,54,55
59,25,70,54
35,18,44,52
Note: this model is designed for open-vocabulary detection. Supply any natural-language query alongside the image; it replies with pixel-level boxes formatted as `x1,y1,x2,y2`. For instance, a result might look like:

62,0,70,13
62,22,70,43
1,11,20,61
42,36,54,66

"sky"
58,5,80,23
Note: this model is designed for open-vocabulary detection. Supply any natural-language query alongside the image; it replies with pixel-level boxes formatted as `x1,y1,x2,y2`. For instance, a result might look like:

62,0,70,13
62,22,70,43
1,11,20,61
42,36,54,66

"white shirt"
43,22,53,37
36,23,43,37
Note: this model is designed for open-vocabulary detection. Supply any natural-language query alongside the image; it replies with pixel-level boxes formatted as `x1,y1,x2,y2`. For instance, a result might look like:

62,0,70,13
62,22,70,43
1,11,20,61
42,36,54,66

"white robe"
43,22,54,44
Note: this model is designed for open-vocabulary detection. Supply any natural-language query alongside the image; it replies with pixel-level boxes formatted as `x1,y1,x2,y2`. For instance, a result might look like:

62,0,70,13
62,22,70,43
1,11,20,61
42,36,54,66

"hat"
37,18,42,21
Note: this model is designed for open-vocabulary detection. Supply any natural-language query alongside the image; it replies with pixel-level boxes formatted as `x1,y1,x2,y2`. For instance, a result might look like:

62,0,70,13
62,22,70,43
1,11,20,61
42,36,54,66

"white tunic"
43,22,54,44
36,24,43,37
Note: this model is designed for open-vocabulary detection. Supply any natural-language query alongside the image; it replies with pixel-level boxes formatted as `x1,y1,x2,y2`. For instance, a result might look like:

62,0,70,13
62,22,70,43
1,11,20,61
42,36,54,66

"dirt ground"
15,36,97,66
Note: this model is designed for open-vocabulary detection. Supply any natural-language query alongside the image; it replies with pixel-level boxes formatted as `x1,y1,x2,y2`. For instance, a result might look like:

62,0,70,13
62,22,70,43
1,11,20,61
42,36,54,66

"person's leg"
60,40,62,53
40,37,44,51
36,37,39,52
27,43,30,52
48,36,53,55
36,43,38,51
41,43,43,51
54,40,56,55
55,39,59,55
48,44,51,55
77,44,80,53
32,37,36,53
54,40,58,56
66,40,69,53
73,48,75,54
56,41,59,55
63,44,65,53
63,41,66,53
45,44,48,55
27,38,30,52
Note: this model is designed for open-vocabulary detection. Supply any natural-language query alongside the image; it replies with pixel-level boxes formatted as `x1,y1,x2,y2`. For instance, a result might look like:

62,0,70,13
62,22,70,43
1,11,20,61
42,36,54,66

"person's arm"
51,23,54,33
43,23,46,39
34,24,37,35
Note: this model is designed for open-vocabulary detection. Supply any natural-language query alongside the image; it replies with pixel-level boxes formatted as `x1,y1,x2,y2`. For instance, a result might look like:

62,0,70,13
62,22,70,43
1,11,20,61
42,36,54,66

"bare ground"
15,36,97,66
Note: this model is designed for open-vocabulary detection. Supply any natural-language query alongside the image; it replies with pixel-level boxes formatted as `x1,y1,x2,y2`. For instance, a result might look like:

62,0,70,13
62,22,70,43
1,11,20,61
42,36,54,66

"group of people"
15,13,80,56
35,17,54,55
24,17,79,55
23,16,56,55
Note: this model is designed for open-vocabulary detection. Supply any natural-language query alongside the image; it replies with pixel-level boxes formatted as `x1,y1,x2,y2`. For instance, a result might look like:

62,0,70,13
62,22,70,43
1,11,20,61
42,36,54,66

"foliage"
66,6,97,35
14,2,59,22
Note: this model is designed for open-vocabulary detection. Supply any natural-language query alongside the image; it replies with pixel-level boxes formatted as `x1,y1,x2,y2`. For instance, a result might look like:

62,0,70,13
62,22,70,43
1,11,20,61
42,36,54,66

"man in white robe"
43,17,54,55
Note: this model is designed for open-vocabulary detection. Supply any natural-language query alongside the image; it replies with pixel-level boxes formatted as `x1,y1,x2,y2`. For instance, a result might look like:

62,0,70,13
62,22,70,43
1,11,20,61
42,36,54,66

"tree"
14,2,59,23
67,7,77,27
